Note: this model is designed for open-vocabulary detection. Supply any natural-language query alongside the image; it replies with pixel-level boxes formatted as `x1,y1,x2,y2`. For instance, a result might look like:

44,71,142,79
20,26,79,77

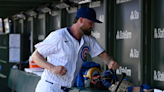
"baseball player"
31,7,119,92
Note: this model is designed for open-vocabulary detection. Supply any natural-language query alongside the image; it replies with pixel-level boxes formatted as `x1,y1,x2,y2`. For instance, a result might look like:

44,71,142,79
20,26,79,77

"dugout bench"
8,68,110,92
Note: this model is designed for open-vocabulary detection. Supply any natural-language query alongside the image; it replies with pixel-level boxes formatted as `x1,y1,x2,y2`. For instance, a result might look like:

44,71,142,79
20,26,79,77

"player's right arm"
31,50,67,75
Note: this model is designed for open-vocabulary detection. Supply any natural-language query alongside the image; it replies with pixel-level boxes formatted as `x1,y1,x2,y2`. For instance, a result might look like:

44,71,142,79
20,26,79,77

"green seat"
8,68,41,92
21,73,40,92
8,68,18,90
13,69,29,92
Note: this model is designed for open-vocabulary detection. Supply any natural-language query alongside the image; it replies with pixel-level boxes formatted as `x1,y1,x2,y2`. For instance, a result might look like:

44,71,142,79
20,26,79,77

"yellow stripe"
87,67,101,79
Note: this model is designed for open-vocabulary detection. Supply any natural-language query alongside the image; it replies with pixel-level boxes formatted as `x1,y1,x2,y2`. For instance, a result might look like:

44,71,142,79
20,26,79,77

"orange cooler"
29,56,40,68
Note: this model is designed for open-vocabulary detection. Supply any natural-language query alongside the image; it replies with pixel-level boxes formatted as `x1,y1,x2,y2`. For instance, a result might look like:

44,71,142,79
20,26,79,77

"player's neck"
70,25,83,41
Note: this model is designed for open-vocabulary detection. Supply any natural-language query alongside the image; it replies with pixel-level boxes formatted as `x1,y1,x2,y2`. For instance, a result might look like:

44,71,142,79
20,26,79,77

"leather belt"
45,80,70,92
61,86,71,92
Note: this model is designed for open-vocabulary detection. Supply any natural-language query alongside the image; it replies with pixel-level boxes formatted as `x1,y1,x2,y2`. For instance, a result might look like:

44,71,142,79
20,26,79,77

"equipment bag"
74,61,101,87
90,75,108,90
89,69,118,90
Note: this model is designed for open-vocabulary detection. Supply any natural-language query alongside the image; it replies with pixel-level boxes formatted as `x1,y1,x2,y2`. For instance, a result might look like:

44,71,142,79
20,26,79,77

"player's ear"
79,17,83,23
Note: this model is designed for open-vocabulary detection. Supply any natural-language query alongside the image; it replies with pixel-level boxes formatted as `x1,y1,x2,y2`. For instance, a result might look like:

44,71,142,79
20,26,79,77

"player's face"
80,18,94,36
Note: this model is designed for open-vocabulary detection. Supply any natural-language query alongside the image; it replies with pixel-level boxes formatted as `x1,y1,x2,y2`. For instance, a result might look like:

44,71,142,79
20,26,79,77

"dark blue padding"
127,84,154,92
101,69,118,88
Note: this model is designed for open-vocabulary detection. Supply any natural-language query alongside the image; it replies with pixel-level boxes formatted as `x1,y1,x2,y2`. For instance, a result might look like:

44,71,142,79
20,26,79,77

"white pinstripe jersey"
35,28,104,88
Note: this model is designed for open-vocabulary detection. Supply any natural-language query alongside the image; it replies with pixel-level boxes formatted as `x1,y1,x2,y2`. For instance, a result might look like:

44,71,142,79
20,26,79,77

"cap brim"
80,17,103,23
93,19,102,23
96,20,102,23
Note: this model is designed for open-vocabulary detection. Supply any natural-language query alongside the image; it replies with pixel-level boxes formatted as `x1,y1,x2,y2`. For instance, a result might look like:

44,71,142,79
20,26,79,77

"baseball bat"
114,73,126,92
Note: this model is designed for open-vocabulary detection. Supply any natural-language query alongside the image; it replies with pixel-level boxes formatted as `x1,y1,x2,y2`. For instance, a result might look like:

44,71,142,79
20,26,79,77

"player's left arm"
98,51,120,70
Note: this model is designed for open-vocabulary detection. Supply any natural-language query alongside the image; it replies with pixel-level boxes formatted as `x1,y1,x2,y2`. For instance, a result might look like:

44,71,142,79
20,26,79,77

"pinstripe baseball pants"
35,79,64,92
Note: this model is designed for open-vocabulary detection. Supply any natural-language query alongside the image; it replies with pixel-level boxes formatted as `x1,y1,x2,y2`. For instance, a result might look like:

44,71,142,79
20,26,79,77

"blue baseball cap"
76,7,102,23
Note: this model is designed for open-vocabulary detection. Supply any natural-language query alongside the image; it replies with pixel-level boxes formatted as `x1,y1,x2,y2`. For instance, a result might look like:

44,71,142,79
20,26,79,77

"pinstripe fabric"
35,28,104,92
35,79,64,92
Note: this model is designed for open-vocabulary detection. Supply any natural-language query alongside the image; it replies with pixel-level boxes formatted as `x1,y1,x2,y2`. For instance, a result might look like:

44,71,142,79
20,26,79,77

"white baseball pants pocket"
35,79,64,92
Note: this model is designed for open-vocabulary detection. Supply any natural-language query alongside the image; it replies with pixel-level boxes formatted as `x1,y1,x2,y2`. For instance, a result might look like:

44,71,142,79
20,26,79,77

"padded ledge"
8,68,109,92
70,87,110,92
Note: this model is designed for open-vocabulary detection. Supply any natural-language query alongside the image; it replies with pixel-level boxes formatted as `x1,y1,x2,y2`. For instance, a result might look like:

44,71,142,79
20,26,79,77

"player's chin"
84,31,91,36
88,29,92,35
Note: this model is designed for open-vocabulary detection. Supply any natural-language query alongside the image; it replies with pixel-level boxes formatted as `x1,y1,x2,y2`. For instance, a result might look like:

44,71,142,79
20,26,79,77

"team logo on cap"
81,46,89,61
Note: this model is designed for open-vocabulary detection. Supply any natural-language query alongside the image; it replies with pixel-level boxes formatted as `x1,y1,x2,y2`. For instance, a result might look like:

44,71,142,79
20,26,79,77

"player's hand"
108,61,120,70
51,66,67,76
